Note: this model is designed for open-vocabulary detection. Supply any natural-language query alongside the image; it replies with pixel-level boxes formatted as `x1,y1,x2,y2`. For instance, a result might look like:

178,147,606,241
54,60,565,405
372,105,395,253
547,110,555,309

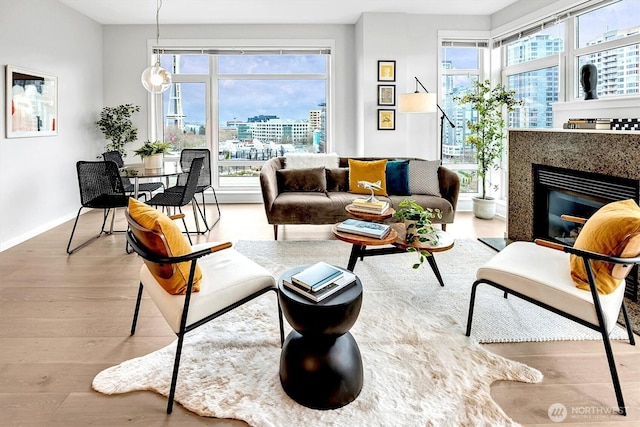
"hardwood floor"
1,204,638,425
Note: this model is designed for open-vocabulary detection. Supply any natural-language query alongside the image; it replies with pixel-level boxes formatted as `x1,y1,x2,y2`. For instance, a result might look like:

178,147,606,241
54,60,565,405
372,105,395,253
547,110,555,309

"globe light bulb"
141,64,172,94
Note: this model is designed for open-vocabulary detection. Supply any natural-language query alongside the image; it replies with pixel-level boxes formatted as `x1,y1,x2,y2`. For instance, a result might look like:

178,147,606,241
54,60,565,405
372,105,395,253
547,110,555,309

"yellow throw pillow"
570,199,640,294
348,159,388,196
128,198,202,294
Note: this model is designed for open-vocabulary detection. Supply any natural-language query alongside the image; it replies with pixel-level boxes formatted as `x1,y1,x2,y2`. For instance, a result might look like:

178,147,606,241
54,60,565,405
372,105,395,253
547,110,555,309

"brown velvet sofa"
260,156,460,239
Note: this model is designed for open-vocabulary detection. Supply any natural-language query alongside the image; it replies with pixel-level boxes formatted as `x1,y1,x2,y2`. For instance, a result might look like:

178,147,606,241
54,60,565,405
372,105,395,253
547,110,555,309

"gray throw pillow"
277,167,327,193
408,160,441,197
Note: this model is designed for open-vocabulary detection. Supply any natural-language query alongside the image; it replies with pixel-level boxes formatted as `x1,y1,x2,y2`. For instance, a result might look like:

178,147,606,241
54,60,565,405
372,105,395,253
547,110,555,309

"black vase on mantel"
580,63,599,100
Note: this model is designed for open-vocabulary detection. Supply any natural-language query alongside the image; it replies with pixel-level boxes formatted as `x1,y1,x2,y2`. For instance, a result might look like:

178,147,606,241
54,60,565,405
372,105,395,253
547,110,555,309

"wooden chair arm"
560,214,587,225
534,238,564,251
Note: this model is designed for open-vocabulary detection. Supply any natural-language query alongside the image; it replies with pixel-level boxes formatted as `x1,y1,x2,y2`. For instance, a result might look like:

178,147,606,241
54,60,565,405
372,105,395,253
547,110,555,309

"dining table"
120,162,182,199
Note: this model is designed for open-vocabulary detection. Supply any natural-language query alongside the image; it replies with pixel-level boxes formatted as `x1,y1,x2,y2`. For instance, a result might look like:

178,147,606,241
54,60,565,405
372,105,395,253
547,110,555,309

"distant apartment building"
237,119,310,144
582,25,640,96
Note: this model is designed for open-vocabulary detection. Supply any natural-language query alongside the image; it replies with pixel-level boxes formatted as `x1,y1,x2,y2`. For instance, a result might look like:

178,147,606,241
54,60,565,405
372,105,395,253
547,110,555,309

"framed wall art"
377,109,395,130
5,65,58,138
377,85,395,106
377,60,396,82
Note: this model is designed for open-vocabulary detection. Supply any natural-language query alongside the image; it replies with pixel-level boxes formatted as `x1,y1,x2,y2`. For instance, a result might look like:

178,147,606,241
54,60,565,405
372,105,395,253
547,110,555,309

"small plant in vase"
393,198,442,269
133,140,172,169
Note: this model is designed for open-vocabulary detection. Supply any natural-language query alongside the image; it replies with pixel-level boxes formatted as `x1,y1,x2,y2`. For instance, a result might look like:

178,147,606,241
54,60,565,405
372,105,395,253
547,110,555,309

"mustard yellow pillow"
348,159,388,196
570,199,640,294
128,198,202,295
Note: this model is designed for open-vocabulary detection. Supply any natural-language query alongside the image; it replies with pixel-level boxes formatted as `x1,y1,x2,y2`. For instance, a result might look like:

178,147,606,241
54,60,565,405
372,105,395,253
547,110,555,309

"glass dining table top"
120,162,182,178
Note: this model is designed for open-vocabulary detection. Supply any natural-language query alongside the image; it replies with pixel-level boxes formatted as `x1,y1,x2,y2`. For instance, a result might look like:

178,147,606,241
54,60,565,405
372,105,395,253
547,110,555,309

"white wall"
355,13,489,160
0,0,103,251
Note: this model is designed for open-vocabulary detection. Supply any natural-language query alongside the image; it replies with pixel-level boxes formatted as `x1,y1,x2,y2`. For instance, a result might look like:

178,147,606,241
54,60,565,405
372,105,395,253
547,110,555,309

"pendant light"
141,0,171,93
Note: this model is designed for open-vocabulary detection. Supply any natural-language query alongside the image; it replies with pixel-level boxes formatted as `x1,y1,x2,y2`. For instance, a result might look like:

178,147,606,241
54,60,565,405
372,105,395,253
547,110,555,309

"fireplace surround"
508,129,640,299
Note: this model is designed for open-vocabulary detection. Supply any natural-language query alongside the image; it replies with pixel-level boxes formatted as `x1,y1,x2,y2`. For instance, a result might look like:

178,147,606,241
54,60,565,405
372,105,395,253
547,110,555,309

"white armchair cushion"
477,241,625,334
140,243,276,333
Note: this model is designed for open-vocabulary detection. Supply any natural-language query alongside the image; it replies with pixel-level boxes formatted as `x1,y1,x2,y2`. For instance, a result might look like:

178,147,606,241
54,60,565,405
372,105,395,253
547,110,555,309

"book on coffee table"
290,261,344,291
283,270,357,302
336,219,391,239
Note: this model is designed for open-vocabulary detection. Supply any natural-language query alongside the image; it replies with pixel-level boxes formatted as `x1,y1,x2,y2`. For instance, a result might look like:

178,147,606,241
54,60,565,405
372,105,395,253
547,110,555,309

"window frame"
145,39,335,192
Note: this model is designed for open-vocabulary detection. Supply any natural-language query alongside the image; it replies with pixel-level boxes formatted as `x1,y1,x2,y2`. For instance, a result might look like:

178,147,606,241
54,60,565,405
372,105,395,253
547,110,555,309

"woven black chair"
145,156,204,245
66,161,130,254
102,151,164,200
165,149,220,233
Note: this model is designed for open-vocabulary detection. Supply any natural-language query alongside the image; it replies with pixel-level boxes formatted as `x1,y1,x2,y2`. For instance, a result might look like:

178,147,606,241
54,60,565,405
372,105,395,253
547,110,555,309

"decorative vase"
144,153,163,169
472,197,496,219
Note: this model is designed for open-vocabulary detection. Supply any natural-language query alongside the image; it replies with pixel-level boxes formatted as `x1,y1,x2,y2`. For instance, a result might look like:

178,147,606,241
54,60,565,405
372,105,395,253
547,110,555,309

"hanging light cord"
154,0,162,65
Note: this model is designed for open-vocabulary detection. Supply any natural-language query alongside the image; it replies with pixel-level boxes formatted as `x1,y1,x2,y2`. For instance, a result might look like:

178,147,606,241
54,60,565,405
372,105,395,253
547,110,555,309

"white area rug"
235,239,628,343
92,239,627,424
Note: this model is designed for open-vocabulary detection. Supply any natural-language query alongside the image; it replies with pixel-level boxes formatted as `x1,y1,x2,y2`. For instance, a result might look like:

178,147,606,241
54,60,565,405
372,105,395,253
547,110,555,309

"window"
500,0,639,121
155,46,331,190
440,40,489,194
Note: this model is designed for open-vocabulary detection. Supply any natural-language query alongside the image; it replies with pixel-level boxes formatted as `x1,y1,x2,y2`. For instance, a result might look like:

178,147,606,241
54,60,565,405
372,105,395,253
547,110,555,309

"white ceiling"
57,0,520,25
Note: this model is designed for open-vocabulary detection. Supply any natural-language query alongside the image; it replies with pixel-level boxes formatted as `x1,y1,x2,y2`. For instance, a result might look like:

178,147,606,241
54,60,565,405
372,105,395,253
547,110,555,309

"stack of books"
283,262,356,302
349,198,390,214
563,118,611,130
336,218,392,239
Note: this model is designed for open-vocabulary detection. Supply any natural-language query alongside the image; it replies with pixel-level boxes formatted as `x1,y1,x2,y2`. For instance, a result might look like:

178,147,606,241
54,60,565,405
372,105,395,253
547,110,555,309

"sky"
161,54,327,125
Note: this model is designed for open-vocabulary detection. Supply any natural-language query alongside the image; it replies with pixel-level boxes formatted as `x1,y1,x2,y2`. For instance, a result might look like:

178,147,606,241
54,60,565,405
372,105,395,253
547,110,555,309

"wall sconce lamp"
141,0,172,93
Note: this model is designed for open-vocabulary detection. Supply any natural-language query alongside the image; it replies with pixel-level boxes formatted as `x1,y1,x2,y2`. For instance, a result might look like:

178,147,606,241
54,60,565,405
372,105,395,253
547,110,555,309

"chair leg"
621,301,636,346
167,332,186,414
130,283,144,335
465,280,480,336
275,289,285,347
66,207,108,254
273,224,278,240
178,207,193,245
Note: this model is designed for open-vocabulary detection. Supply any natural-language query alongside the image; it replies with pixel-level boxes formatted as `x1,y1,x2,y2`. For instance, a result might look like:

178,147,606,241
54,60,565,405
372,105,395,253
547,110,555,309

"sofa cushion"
348,159,388,196
127,197,202,295
386,160,411,196
285,152,339,169
326,167,349,192
277,167,327,193
409,159,441,197
570,199,640,294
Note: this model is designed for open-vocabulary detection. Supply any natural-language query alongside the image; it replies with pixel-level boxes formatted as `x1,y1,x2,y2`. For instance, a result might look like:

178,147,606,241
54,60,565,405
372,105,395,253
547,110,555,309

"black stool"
278,265,363,409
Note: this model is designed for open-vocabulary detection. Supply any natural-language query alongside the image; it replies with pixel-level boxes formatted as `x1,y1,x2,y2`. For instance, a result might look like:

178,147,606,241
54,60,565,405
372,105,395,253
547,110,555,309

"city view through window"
441,0,639,195
159,52,328,187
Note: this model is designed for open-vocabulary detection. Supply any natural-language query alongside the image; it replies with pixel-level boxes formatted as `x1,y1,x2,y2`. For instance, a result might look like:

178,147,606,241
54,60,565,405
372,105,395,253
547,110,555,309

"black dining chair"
102,151,164,200
66,160,130,254
165,149,220,233
145,156,204,245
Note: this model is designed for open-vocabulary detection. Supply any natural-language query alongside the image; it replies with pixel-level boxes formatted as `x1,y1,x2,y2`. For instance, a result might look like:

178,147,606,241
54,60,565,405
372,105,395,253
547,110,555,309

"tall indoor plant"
455,80,521,219
96,104,141,157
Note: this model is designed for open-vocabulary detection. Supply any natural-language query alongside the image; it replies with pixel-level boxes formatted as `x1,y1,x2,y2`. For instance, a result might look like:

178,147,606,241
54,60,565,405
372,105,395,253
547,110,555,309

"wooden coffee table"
332,222,454,287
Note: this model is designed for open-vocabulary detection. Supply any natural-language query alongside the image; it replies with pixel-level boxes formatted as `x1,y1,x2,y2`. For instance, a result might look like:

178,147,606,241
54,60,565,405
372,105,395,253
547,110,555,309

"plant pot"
472,196,496,219
144,153,163,169
404,219,419,243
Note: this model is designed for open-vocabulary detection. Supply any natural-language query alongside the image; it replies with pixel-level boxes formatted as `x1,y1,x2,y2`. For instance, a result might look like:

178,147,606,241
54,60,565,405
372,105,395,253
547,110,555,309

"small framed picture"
377,109,395,130
377,85,395,106
378,60,396,82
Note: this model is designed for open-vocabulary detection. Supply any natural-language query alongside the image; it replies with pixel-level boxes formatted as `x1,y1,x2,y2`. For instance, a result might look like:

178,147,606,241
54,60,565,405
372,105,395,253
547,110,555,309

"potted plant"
455,80,522,219
96,104,141,157
392,198,442,269
133,140,172,169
